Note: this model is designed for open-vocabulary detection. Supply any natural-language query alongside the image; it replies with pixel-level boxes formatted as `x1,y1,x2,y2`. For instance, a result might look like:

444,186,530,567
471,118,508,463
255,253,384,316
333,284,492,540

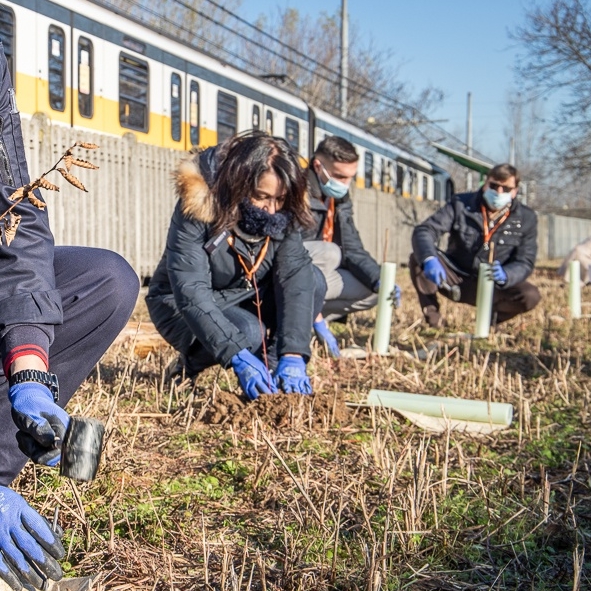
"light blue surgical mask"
317,163,350,199
483,188,512,211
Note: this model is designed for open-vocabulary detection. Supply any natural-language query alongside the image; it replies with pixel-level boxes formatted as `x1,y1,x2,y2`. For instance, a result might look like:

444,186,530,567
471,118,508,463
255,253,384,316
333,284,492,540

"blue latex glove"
274,356,312,394
313,319,340,358
9,383,70,467
423,257,447,287
391,284,402,307
491,260,508,284
230,349,277,401
373,281,402,308
0,486,64,590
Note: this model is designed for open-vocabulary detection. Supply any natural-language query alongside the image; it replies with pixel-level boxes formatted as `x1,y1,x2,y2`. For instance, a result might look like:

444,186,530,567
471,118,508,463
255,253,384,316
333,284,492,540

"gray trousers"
304,241,377,322
0,247,139,485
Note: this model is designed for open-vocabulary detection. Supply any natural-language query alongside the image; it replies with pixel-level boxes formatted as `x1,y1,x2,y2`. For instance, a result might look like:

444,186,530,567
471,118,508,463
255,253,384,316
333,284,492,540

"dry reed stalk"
261,432,324,525
573,546,584,591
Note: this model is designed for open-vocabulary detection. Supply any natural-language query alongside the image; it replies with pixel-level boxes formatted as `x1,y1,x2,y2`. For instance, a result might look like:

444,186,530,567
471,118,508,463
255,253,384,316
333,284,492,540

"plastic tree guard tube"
368,389,513,426
474,263,494,338
373,262,397,355
569,260,582,319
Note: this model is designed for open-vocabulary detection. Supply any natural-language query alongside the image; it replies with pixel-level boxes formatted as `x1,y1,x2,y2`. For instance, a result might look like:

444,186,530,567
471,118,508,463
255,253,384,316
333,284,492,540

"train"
0,0,454,202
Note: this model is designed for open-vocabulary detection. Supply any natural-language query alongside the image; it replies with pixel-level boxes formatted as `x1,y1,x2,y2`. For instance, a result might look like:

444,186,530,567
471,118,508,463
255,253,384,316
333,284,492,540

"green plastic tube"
373,262,397,355
569,260,582,319
368,389,513,426
474,262,494,338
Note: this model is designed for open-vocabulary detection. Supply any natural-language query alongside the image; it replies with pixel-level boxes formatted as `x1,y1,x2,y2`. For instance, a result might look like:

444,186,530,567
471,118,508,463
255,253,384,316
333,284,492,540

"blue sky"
238,0,550,162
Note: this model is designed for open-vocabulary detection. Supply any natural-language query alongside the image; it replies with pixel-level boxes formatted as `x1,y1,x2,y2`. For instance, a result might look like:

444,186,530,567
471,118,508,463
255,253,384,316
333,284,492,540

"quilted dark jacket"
412,189,538,288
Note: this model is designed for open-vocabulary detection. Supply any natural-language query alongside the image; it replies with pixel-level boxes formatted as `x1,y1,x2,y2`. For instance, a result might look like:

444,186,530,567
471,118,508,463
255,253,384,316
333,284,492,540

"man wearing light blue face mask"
302,136,401,357
409,163,540,329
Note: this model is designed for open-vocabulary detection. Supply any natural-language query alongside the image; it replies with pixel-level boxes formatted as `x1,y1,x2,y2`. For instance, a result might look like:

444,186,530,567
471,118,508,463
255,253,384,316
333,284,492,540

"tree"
513,0,591,175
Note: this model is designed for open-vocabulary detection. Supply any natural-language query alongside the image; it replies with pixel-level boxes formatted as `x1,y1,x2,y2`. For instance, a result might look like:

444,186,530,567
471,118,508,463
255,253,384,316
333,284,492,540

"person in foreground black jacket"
0,44,139,591
146,132,325,400
410,163,541,328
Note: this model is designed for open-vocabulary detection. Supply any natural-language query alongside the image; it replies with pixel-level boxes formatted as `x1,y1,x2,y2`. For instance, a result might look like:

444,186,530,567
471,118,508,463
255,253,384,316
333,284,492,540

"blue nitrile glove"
8,383,70,467
274,356,312,394
423,257,447,287
0,486,64,591
391,284,402,307
313,319,340,358
230,349,277,401
491,260,508,285
373,281,402,308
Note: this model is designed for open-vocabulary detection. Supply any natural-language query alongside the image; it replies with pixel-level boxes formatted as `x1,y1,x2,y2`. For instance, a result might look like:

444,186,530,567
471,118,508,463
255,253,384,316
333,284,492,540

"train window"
265,110,273,134
189,80,200,146
252,105,260,130
422,176,428,200
48,25,65,112
364,152,373,188
285,118,299,151
380,158,387,192
409,170,416,196
387,160,394,192
119,53,149,132
0,5,15,86
170,72,181,142
396,164,404,194
217,91,237,142
78,37,93,119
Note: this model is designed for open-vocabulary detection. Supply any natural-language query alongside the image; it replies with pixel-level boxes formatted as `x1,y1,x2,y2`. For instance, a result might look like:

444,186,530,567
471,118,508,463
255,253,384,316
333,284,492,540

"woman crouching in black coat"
146,132,326,400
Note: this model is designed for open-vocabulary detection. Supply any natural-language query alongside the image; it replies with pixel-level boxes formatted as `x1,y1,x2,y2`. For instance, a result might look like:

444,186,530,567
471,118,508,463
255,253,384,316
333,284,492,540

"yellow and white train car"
2,0,311,156
0,0,451,202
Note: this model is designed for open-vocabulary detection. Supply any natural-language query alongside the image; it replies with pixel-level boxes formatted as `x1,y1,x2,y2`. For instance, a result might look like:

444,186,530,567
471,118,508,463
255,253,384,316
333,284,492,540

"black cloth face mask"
238,199,292,237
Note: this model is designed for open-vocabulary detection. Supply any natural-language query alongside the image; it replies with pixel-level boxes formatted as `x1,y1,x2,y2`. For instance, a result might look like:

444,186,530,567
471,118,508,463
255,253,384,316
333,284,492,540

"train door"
71,29,103,132
37,12,71,125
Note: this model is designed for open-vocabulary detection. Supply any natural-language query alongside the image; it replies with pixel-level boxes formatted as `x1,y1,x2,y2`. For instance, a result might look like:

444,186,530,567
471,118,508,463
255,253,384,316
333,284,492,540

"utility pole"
340,0,348,118
466,92,472,190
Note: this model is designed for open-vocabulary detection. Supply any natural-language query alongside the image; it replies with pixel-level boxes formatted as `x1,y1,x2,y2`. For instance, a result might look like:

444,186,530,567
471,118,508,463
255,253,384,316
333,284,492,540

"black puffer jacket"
301,168,381,290
146,153,315,366
412,189,538,288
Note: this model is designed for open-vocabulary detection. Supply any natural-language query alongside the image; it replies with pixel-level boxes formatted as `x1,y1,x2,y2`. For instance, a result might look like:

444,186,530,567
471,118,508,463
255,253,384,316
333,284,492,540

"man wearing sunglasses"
409,163,540,329
302,136,401,357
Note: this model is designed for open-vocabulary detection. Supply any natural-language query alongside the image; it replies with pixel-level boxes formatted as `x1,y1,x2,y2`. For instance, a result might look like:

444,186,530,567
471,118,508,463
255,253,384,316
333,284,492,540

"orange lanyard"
481,203,510,251
322,198,335,242
227,235,270,284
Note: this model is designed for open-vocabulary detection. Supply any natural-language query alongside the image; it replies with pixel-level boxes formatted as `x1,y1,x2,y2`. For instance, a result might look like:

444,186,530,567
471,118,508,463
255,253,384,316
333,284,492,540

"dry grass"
13,266,591,590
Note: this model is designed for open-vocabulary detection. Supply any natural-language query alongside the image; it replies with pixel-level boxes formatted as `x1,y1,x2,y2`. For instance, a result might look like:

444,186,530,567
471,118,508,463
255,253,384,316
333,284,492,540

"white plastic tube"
569,260,582,319
368,389,513,426
372,262,397,355
474,262,494,338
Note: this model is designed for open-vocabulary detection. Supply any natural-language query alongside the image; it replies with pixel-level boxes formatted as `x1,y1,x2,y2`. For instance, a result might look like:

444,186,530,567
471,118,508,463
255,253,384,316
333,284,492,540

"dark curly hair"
211,131,314,233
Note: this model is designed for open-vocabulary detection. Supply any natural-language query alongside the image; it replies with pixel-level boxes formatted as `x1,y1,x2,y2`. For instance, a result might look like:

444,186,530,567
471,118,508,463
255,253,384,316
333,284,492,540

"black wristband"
8,369,59,402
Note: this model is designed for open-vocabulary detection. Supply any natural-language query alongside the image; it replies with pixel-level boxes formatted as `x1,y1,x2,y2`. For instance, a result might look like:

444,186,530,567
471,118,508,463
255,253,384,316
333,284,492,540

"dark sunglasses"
489,181,516,193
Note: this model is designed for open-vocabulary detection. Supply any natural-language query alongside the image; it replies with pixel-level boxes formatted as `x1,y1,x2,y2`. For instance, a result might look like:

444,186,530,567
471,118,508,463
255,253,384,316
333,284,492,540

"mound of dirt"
200,387,352,430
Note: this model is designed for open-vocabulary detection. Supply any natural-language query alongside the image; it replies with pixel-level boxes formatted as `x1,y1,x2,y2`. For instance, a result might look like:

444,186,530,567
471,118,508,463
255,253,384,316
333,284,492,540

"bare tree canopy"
243,7,443,148
513,0,591,174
